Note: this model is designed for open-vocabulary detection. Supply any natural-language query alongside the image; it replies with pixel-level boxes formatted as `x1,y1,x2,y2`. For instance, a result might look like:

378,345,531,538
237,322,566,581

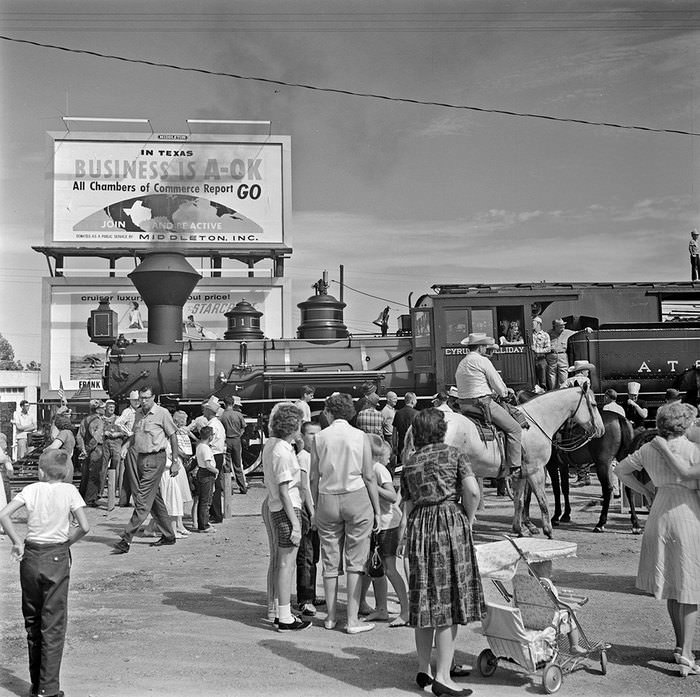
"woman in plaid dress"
401,408,484,696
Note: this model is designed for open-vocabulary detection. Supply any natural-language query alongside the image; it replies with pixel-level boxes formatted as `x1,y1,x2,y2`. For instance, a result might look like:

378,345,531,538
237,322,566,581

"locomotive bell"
297,293,348,340
224,299,264,340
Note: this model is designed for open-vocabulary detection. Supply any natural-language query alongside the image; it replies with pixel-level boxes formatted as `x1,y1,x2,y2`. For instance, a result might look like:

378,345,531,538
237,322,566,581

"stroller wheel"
600,649,608,675
477,648,498,677
542,663,563,694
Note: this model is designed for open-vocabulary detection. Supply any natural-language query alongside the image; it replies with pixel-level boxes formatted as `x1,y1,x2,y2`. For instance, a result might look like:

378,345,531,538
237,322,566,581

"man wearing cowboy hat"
113,385,181,553
114,390,142,506
201,396,227,522
559,360,595,389
455,332,522,476
531,317,551,390
221,394,248,495
624,381,648,432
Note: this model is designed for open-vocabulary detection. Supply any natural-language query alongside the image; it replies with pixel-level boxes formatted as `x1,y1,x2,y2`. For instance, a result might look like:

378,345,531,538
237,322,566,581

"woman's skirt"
406,500,485,628
637,485,700,603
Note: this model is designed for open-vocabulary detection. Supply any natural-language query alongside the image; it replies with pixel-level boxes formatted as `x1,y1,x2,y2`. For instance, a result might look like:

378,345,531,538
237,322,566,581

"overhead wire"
0,34,698,137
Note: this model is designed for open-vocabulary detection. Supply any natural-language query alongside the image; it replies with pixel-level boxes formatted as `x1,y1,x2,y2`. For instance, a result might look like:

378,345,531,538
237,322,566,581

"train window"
413,309,432,348
470,309,495,338
444,309,469,345
496,306,525,345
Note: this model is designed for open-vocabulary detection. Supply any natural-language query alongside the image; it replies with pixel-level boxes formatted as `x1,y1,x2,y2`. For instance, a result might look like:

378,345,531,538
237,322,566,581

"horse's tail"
615,413,635,460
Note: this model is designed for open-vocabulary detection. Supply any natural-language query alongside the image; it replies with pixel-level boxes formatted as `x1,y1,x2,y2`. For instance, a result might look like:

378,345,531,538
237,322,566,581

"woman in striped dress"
616,401,700,677
401,408,484,697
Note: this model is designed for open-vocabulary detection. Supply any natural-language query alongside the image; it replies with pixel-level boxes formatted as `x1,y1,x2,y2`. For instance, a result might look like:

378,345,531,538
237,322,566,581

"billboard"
48,132,290,248
42,277,288,397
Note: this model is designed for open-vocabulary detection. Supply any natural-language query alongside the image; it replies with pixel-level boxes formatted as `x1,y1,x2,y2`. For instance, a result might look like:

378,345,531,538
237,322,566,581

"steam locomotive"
87,253,700,472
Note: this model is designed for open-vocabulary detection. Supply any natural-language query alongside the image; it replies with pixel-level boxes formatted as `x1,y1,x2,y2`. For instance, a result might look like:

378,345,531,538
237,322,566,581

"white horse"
406,385,604,538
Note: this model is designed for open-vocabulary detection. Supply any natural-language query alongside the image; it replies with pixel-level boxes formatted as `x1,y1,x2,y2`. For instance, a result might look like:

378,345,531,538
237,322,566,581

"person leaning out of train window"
455,332,521,477
625,381,649,433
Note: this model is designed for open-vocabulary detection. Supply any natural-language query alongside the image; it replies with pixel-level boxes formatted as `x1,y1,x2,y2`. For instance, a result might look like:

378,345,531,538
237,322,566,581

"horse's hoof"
560,513,571,523
593,526,605,533
632,527,643,535
551,518,560,527
545,531,553,540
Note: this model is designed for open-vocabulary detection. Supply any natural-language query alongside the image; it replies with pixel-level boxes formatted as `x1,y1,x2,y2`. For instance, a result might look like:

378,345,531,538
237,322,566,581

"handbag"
367,531,385,578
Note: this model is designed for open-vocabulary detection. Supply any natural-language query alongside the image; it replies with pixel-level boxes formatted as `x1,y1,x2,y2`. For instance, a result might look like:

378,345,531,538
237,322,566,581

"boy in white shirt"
195,426,218,533
0,450,90,697
359,434,410,627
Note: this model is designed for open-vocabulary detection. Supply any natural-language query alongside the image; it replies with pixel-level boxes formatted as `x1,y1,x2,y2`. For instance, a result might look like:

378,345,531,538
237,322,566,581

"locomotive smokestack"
128,253,201,345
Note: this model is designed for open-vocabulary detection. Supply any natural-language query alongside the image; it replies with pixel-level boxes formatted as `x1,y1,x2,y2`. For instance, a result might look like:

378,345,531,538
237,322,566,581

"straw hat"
460,332,496,347
128,390,140,401
202,396,222,413
568,360,595,374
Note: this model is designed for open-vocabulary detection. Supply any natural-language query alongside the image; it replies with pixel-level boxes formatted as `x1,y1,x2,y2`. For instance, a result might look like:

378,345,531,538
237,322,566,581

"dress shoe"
431,680,472,697
150,536,176,547
416,672,433,689
112,540,130,554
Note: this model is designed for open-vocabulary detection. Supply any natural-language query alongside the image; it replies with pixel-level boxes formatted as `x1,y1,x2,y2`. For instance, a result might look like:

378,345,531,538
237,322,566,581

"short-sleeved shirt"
381,405,395,439
55,429,76,459
374,461,402,530
196,442,215,471
531,329,551,357
115,406,137,437
263,437,302,512
220,408,247,439
294,400,312,423
401,442,473,506
625,399,648,429
17,481,86,543
133,404,176,454
356,408,384,436
207,416,226,455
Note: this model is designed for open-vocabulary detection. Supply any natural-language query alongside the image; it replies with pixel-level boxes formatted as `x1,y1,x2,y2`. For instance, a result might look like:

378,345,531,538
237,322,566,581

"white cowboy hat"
128,390,140,401
202,396,222,413
627,381,641,396
232,395,242,407
532,316,543,325
460,332,496,347
568,360,595,374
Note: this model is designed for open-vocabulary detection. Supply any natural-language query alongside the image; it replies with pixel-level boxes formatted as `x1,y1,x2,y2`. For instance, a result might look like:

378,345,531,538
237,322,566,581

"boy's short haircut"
199,425,213,441
368,433,391,462
301,420,321,435
38,450,69,481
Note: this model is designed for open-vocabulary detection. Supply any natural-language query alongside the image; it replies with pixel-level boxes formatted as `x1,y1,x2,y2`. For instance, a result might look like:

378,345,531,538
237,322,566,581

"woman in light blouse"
616,401,700,677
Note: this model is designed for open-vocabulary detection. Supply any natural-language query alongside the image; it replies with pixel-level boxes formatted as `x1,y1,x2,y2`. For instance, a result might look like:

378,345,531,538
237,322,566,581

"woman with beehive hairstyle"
616,401,700,677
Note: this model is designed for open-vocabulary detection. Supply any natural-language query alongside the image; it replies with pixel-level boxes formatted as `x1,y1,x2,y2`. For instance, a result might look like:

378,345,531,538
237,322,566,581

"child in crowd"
359,434,410,627
195,426,218,533
0,450,90,697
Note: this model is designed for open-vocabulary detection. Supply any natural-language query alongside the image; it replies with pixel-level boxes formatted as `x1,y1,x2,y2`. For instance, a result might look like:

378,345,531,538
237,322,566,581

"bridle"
519,385,600,452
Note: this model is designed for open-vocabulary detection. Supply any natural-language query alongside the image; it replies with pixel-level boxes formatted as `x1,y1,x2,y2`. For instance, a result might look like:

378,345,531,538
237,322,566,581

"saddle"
459,402,497,443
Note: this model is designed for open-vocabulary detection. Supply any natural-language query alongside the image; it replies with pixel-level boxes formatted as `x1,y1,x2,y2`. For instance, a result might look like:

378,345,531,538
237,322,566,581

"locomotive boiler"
89,253,700,414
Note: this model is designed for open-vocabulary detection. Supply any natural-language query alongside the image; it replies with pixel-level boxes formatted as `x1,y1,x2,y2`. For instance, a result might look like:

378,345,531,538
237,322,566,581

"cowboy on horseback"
455,332,522,478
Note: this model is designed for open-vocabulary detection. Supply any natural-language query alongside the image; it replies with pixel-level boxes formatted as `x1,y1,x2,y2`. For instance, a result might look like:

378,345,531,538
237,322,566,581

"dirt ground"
1,478,699,697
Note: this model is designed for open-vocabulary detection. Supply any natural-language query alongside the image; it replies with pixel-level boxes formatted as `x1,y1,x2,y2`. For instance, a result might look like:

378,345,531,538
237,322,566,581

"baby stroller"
475,536,609,694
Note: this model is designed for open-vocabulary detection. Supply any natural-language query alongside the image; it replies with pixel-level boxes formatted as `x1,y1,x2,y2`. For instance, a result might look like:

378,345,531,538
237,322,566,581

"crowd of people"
1,340,700,697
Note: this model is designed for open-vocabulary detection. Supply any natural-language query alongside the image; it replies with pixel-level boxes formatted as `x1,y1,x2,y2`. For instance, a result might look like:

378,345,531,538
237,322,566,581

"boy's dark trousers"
20,540,71,697
208,453,225,523
196,469,217,530
296,508,320,605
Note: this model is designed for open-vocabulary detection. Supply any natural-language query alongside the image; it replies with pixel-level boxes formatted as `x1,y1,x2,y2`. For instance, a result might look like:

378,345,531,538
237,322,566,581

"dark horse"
547,412,654,533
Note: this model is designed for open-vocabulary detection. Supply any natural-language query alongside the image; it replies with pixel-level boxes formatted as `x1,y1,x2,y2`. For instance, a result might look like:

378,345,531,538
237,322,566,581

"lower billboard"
42,277,288,398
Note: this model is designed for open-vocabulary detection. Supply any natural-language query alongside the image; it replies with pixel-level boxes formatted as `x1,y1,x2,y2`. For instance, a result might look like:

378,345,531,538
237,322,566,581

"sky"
1,0,699,363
